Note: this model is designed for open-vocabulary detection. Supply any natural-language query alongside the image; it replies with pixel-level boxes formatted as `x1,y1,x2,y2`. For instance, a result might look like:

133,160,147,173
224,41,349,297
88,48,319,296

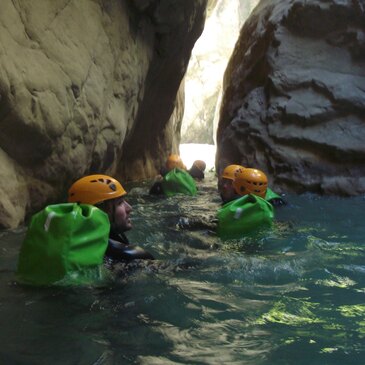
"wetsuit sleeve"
149,181,164,195
105,239,154,263
265,188,287,207
268,197,287,207
160,167,169,177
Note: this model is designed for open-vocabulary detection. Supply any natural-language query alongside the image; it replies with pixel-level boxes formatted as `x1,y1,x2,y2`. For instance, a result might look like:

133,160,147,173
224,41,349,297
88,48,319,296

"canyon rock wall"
217,0,365,195
181,0,259,144
0,0,207,228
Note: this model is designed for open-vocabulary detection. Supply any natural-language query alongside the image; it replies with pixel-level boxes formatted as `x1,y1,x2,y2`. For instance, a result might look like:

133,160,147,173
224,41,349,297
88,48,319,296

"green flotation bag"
162,168,197,197
17,203,110,286
265,188,282,202
217,194,274,239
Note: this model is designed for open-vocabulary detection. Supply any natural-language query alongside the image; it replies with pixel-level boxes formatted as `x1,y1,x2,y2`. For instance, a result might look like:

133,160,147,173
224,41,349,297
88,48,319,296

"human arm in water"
149,167,169,195
105,232,154,264
106,239,154,262
149,181,164,195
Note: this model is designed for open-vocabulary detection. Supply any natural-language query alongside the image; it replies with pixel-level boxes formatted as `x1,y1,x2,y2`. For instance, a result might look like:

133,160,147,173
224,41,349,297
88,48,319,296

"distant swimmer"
149,154,197,197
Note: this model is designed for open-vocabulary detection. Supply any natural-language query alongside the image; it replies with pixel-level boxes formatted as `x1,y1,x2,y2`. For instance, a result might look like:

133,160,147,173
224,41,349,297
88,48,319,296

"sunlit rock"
0,0,207,228
181,0,259,144
217,0,365,195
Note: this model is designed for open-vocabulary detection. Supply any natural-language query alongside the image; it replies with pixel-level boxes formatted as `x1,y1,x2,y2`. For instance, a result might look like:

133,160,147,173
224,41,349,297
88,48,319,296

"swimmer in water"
68,174,154,266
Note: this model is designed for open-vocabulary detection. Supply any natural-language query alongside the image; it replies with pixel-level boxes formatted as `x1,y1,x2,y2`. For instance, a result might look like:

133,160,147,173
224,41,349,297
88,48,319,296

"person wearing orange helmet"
68,174,154,264
150,154,197,195
219,164,286,206
165,154,186,171
177,166,274,238
216,168,274,239
218,164,243,204
232,168,268,198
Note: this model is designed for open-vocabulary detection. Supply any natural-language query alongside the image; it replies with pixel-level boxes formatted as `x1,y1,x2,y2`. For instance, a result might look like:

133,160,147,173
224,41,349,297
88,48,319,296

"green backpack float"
16,203,110,286
265,188,281,202
217,194,274,240
161,168,197,197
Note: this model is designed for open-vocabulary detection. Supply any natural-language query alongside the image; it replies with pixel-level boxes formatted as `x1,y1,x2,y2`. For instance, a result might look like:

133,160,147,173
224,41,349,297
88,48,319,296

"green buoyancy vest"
162,168,197,197
16,203,110,286
265,188,282,202
217,194,274,239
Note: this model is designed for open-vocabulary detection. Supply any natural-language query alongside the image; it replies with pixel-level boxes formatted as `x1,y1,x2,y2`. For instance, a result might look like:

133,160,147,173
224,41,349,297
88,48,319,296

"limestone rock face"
0,0,207,228
217,0,365,195
181,0,259,144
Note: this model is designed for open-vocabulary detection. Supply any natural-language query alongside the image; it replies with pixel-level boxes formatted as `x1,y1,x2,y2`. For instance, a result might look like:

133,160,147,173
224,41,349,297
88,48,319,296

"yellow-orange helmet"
166,154,184,170
232,168,268,198
68,174,126,205
221,164,245,181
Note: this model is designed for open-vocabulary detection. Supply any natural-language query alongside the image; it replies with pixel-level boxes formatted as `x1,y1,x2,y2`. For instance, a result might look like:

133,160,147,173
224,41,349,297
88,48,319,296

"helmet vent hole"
98,179,104,183
90,180,97,183
109,183,116,191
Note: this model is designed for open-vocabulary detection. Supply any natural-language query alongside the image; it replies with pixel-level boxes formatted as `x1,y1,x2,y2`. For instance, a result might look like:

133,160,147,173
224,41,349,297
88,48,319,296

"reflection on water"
1,172,365,364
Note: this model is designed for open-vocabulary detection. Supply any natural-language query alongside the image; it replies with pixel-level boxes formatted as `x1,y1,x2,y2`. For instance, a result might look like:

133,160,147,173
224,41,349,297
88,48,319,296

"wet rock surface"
0,0,207,228
217,0,365,195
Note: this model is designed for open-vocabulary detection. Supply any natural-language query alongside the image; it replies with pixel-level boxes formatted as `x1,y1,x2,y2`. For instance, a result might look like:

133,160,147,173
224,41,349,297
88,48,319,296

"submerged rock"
217,0,365,196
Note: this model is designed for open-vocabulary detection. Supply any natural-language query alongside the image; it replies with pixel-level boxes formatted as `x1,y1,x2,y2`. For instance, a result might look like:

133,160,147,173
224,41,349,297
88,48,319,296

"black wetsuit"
104,231,154,265
149,167,169,195
268,197,287,207
149,181,164,195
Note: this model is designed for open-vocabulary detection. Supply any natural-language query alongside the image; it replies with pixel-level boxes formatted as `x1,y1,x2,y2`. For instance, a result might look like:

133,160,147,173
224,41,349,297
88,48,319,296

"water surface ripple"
1,174,364,364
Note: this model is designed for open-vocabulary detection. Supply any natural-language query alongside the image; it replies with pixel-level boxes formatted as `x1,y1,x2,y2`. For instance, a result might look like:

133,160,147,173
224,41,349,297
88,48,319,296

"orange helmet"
232,168,268,198
68,174,126,205
166,154,184,171
221,164,244,181
192,160,206,172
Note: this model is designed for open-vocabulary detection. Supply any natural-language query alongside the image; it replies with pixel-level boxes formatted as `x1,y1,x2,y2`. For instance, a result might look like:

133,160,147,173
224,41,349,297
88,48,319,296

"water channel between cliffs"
1,172,365,365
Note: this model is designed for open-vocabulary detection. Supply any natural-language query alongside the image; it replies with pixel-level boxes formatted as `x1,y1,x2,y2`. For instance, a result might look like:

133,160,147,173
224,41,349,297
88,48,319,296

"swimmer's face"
219,178,237,202
113,197,133,232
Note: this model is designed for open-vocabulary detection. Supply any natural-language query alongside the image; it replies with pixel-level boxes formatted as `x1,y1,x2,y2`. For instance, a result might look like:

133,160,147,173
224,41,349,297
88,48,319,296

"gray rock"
0,0,207,228
217,0,365,195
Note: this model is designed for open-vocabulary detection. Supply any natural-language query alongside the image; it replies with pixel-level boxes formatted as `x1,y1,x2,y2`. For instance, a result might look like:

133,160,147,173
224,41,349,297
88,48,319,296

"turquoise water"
1,173,365,364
